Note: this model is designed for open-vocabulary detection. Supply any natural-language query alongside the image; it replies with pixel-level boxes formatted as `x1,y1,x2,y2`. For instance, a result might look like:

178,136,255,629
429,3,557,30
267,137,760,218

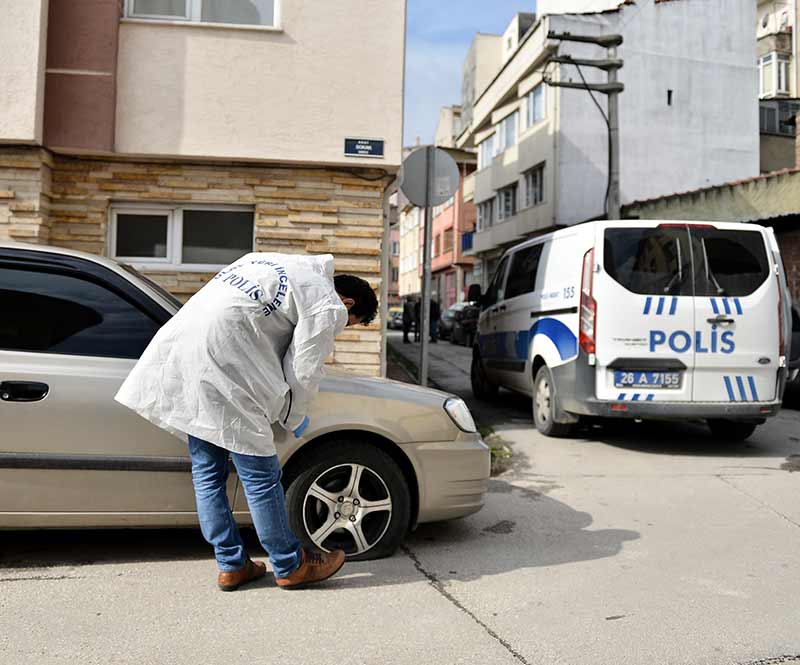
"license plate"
614,370,682,389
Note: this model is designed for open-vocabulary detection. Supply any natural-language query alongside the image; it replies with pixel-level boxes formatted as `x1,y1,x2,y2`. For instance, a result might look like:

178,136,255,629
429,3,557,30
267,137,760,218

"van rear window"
692,229,769,297
604,227,692,296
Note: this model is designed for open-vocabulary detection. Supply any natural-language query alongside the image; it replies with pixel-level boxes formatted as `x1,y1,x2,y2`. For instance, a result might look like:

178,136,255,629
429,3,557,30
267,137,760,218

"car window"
691,229,770,297
484,256,510,308
604,227,692,296
0,267,160,359
505,244,543,300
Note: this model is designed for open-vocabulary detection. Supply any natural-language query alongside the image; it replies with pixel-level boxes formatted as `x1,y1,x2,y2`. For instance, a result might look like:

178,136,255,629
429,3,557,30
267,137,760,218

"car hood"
320,369,453,407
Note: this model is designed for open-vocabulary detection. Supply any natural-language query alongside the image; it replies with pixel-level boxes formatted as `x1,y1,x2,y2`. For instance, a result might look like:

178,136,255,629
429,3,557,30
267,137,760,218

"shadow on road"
0,481,639,590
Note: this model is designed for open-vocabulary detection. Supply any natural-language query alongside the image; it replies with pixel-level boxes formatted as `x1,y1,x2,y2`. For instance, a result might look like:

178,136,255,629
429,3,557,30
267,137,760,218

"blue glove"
293,416,310,439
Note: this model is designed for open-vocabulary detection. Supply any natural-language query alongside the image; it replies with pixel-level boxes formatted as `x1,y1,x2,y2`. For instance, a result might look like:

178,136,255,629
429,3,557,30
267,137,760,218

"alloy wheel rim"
302,463,392,556
536,377,551,424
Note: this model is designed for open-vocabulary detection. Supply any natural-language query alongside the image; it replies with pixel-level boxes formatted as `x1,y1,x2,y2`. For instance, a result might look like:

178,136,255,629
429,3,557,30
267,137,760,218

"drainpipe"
793,0,798,96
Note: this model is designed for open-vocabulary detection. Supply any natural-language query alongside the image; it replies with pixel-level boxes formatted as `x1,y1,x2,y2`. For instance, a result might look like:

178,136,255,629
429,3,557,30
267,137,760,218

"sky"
404,0,536,147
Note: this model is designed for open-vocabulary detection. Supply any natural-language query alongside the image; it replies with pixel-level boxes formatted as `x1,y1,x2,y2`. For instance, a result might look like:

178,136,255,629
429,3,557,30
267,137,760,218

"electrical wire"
573,61,612,218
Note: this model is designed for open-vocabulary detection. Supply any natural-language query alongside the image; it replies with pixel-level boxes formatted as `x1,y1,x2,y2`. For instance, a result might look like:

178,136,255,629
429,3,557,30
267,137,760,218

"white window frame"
526,84,546,129
125,0,281,29
477,199,494,232
759,51,791,97
523,163,545,208
110,203,255,272
496,183,518,222
496,112,518,154
478,134,496,171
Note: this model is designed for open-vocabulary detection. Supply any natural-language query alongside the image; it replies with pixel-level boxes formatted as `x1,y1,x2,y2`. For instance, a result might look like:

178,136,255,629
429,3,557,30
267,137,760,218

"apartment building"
758,0,797,98
0,0,405,376
398,200,421,298
457,0,758,284
388,221,400,308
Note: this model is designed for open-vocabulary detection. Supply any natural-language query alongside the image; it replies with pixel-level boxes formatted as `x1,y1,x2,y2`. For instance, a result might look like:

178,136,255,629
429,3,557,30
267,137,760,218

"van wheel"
471,351,498,400
707,420,757,441
533,366,575,437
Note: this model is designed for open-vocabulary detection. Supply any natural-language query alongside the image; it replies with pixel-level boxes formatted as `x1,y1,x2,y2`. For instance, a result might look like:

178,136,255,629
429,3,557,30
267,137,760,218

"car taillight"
777,274,786,359
580,248,596,355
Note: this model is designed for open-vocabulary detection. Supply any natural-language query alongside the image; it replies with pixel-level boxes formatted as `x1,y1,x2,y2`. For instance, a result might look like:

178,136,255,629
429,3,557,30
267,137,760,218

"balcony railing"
461,231,474,252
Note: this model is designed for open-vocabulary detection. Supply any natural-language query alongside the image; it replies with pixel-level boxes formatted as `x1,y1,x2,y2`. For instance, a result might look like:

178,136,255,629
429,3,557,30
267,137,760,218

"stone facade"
0,146,386,376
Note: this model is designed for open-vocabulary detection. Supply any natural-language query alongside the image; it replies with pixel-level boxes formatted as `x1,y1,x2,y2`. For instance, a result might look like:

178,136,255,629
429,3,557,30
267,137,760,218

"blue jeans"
188,435,303,578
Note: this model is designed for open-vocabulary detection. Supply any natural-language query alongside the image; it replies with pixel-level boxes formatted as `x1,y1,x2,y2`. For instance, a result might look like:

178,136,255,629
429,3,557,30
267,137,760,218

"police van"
468,220,793,440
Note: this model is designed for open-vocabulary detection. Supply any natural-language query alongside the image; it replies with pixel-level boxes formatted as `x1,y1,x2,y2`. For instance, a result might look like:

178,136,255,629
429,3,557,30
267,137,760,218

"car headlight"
444,398,477,433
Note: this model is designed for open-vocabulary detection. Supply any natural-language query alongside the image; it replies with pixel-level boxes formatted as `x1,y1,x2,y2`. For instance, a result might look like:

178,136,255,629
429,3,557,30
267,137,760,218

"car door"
690,224,781,403
594,223,696,403
494,243,543,392
478,255,510,384
0,252,234,524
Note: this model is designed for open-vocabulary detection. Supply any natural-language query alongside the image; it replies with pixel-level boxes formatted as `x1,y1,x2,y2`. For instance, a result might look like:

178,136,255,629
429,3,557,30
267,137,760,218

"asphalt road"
2,334,799,664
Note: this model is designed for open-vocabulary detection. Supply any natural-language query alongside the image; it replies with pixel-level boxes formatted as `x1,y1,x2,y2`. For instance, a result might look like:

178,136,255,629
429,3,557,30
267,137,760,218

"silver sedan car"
0,243,489,560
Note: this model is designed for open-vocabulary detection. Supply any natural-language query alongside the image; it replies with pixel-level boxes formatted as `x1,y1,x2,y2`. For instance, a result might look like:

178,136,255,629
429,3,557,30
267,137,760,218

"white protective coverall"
115,252,348,456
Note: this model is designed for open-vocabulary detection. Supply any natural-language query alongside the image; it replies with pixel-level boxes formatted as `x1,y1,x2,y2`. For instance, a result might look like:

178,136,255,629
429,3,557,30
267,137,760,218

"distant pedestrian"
402,298,415,344
429,296,441,343
414,299,421,342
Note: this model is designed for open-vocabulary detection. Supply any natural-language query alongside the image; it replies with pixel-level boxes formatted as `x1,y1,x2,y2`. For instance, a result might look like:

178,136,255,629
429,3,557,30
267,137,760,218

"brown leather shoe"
217,559,267,592
275,548,345,590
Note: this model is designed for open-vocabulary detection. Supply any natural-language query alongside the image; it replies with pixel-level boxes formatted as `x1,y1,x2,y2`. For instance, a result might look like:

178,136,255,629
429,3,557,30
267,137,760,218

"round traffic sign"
399,146,461,207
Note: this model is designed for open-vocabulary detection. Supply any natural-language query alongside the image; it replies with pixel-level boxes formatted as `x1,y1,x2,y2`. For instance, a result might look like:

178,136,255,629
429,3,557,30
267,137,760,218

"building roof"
624,168,800,223
627,168,800,208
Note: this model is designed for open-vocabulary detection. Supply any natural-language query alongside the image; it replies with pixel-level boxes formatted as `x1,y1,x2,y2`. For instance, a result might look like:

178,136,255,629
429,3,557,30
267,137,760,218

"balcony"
461,231,474,252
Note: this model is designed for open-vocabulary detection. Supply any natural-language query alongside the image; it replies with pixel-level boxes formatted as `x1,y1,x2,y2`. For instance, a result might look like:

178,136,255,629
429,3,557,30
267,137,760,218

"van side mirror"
467,284,482,304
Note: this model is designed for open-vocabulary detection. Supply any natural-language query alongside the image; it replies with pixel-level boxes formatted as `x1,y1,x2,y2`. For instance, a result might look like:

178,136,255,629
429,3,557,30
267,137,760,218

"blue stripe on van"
723,298,732,315
735,376,747,401
632,394,641,401
618,393,626,401
656,297,666,315
646,394,655,401
734,298,743,315
669,297,678,315
527,318,578,361
711,298,719,314
748,376,759,401
643,297,652,315
723,376,735,401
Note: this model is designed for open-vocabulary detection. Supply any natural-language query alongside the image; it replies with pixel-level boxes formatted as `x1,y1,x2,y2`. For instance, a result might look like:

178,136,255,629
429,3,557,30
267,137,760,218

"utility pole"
419,146,433,386
546,31,624,220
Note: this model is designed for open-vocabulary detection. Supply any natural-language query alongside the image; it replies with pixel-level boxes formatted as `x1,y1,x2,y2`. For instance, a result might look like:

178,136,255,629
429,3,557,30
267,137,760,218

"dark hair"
334,274,379,325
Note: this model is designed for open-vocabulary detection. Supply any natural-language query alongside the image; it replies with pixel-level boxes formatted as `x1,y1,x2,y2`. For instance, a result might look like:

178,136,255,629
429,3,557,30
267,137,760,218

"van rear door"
690,223,779,403
595,223,696,403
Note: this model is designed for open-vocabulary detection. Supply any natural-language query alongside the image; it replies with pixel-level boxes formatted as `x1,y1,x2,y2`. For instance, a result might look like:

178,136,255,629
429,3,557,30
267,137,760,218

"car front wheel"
471,350,498,400
285,440,411,561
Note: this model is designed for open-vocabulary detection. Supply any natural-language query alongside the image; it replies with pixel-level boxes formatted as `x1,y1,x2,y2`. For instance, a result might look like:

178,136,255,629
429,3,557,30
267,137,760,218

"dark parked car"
450,302,480,347
438,303,464,341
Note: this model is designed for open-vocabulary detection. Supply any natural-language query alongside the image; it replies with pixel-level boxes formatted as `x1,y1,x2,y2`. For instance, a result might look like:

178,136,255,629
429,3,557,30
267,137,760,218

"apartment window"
497,183,518,222
478,135,495,170
111,205,254,269
434,235,441,257
477,200,494,232
443,229,454,253
391,267,399,282
760,105,779,133
392,241,399,256
496,112,518,152
760,52,791,97
127,0,278,27
526,84,546,128
523,164,545,208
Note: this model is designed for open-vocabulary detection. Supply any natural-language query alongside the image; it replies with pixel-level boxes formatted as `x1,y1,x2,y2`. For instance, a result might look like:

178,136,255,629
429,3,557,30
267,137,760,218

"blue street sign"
344,138,385,158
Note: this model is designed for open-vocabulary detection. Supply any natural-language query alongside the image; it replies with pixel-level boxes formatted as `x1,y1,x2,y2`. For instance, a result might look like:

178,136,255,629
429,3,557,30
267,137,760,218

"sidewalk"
386,331,532,435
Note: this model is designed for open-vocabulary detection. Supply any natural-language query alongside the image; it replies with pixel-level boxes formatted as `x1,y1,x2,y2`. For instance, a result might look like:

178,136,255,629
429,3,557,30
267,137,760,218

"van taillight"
580,248,596,355
777,274,786,359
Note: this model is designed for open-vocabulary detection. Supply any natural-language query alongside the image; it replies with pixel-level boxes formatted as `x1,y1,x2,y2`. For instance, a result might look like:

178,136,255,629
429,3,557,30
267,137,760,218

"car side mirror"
467,284,482,304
